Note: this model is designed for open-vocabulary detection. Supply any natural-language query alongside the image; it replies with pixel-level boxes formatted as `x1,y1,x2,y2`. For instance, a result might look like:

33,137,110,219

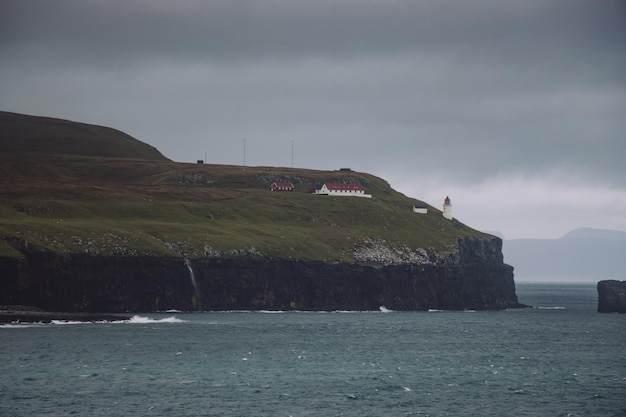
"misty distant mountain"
503,228,626,282
560,228,626,240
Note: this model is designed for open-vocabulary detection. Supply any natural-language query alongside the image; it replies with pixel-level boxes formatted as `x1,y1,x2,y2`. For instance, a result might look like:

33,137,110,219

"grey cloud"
1,0,624,186
3,0,624,65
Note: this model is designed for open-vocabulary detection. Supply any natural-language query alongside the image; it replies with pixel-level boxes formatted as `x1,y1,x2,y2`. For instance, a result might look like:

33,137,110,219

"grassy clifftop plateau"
0,111,488,262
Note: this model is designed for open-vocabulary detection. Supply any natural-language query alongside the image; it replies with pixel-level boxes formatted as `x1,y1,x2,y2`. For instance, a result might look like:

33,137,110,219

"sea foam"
51,320,89,325
127,315,186,324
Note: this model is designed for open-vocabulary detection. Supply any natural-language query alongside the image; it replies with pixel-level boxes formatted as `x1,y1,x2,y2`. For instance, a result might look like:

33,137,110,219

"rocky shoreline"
0,305,130,324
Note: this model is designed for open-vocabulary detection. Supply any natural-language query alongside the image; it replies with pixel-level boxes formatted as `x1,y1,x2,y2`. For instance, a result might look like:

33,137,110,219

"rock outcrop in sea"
597,280,626,313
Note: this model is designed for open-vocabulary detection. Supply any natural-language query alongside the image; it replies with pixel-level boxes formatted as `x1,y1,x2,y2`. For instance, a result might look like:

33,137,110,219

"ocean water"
1,283,624,417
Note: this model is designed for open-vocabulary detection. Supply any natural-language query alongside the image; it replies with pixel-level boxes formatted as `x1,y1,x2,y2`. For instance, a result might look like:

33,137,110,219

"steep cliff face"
188,259,518,311
0,252,193,312
0,236,523,312
457,236,504,264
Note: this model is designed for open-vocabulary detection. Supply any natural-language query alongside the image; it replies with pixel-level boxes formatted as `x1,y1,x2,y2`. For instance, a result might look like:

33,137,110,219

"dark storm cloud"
3,0,624,65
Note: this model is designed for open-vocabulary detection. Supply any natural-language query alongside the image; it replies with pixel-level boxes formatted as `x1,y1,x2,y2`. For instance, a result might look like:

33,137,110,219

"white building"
442,196,453,220
315,183,372,198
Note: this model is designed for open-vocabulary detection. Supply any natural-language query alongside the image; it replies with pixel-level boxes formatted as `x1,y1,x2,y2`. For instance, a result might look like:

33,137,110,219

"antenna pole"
243,138,246,167
291,140,294,168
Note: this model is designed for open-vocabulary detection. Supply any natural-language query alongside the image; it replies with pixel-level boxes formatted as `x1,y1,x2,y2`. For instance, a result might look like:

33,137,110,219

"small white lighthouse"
442,196,453,220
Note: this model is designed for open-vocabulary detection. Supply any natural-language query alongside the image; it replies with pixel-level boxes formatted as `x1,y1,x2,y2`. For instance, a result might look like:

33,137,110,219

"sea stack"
597,280,626,313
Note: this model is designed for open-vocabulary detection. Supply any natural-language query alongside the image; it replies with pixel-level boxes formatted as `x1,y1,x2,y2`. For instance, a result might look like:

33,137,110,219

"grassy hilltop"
0,111,488,261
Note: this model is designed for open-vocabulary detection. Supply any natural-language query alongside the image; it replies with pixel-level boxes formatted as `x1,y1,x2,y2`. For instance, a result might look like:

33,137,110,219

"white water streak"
184,258,203,311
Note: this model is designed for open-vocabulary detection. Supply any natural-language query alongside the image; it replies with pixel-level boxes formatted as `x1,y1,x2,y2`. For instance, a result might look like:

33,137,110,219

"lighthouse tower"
442,196,453,220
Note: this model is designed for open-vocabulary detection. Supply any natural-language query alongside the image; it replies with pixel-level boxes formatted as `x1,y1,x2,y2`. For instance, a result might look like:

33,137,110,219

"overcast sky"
1,0,625,239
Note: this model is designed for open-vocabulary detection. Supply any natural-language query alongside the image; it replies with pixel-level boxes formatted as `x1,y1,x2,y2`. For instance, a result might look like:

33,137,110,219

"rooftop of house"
323,183,364,191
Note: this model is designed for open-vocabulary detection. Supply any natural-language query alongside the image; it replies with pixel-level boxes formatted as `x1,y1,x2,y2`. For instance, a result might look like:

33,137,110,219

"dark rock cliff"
0,236,523,312
597,280,626,313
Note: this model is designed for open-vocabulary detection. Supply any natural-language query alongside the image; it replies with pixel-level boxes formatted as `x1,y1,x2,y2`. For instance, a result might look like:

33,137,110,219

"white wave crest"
379,306,393,313
127,315,186,324
0,323,46,328
51,320,87,325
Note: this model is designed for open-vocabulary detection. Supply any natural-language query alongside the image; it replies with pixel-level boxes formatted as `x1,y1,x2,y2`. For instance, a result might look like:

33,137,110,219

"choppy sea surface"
1,282,624,417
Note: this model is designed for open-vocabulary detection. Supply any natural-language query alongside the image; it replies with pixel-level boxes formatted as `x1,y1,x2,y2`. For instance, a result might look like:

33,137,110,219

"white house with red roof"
269,182,294,192
314,183,372,198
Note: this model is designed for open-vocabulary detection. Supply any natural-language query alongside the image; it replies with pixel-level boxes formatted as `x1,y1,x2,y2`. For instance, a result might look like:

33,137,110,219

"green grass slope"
0,112,488,260
0,111,167,161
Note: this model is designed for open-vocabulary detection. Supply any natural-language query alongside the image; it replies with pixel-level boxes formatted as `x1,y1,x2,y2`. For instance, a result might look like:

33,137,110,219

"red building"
270,182,294,192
